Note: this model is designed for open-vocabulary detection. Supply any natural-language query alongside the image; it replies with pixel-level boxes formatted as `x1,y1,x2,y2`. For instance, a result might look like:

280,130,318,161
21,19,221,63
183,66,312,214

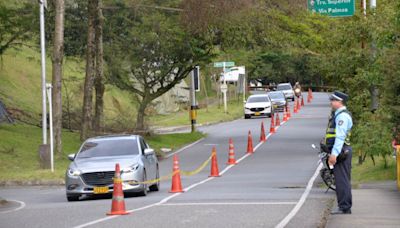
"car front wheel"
149,167,160,192
66,194,80,202
137,171,148,196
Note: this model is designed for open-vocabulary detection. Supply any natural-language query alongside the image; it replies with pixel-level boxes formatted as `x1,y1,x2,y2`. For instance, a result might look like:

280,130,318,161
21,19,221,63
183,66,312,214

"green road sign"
308,0,355,17
214,62,235,68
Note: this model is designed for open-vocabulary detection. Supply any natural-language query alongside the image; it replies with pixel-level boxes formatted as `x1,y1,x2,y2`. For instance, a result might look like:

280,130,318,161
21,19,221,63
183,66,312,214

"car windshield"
247,96,269,103
277,84,292,90
268,92,285,100
76,139,139,159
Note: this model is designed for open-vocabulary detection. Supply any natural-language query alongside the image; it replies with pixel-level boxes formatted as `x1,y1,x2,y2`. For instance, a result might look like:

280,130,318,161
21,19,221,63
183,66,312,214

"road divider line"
75,119,290,228
160,202,297,206
275,162,323,228
0,200,26,214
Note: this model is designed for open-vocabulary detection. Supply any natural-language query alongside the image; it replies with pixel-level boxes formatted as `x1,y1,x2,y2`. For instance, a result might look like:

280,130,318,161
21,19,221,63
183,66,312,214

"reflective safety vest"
325,109,351,150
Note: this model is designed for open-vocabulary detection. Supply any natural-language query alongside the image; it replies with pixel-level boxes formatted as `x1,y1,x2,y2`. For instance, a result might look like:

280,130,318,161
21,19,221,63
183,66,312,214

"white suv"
276,83,295,101
244,94,273,119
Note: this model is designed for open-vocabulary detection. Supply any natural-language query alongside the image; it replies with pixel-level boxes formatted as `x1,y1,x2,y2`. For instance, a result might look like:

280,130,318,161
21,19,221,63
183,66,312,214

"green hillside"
0,46,138,130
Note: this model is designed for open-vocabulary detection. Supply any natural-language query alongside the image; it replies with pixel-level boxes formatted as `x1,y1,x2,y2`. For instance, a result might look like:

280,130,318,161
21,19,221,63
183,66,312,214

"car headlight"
245,107,250,110
122,164,139,173
265,106,270,108
67,168,81,177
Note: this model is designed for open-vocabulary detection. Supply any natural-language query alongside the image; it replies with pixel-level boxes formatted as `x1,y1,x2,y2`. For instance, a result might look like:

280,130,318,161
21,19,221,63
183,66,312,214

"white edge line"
74,119,290,228
165,138,205,158
160,202,297,206
275,162,323,228
0,200,26,214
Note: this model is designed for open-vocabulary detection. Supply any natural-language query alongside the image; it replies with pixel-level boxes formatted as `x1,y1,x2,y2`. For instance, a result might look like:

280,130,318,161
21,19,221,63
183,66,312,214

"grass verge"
352,154,397,186
150,100,244,127
0,123,205,183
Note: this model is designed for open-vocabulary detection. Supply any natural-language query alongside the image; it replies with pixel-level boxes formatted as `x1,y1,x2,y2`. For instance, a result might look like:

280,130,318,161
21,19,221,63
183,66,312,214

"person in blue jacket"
325,91,353,215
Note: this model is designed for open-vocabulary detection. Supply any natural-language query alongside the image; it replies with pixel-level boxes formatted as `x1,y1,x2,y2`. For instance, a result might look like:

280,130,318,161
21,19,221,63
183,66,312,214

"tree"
108,12,214,132
81,0,98,140
93,0,105,134
0,2,36,57
51,0,65,156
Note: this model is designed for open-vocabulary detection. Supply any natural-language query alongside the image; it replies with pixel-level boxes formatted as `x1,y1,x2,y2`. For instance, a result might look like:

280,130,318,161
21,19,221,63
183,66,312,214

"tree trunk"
51,0,65,155
81,0,98,141
370,85,379,112
135,97,150,133
93,0,104,134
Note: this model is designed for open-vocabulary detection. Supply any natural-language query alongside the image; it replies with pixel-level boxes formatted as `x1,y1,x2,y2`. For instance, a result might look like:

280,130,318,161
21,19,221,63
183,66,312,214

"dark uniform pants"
333,146,352,211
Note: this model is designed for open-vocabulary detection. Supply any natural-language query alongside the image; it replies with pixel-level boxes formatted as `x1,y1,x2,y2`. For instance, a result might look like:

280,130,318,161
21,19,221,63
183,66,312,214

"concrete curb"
0,179,65,187
151,117,242,134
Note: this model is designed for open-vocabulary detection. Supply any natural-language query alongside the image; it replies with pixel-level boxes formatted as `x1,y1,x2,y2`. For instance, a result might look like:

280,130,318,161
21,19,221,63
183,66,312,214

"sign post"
397,145,400,191
308,0,355,17
46,83,54,172
214,62,235,113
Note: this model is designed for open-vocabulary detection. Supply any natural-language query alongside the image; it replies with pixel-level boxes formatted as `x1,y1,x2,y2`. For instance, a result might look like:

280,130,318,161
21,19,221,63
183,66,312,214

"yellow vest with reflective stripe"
325,110,351,149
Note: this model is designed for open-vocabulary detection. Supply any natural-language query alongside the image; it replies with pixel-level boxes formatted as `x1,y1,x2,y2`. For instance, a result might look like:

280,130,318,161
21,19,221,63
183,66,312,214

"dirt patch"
0,198,8,205
318,198,334,228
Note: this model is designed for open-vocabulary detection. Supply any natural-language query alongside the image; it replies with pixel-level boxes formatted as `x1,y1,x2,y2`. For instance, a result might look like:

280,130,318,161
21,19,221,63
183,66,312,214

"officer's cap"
329,91,349,102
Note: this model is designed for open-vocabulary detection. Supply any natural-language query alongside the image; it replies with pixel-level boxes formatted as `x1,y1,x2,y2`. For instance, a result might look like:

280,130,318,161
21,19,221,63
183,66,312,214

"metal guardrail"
248,85,337,92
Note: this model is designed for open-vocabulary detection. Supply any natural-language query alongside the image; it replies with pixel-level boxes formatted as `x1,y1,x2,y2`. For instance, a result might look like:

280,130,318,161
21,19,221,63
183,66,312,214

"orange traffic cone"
307,93,311,103
227,138,237,165
247,131,254,154
309,88,313,100
301,96,305,106
283,108,288,122
169,154,184,193
293,101,298,114
286,105,291,119
270,114,276,134
107,163,129,215
297,99,301,111
209,147,221,177
275,112,281,127
260,121,266,142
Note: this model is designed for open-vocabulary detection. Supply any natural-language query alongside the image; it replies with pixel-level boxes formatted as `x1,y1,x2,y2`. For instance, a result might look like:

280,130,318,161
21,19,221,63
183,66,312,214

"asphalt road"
0,92,335,228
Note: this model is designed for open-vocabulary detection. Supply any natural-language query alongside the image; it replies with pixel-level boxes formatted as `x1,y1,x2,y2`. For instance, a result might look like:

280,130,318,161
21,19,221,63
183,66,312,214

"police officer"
325,91,353,215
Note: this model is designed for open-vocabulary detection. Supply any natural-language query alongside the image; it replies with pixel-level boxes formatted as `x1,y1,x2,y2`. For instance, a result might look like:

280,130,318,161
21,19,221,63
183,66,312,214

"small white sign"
220,84,228,93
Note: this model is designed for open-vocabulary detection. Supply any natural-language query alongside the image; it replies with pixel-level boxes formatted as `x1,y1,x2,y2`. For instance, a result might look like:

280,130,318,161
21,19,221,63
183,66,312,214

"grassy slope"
352,155,397,185
0,47,137,129
0,123,204,181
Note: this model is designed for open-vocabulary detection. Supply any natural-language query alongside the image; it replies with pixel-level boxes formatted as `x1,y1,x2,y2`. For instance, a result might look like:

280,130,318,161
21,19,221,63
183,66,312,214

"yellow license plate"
254,112,260,116
93,186,109,194
274,105,278,108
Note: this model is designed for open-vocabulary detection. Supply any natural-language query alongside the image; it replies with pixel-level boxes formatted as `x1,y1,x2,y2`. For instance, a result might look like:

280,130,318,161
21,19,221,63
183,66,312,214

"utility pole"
190,66,199,132
370,0,378,112
39,0,47,145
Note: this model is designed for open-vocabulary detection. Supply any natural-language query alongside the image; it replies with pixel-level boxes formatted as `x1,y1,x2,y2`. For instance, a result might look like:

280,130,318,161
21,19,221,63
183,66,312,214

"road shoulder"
326,181,400,228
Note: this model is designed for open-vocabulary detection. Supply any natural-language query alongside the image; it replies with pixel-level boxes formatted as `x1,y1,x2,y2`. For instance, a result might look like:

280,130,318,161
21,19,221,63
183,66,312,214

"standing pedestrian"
325,91,353,215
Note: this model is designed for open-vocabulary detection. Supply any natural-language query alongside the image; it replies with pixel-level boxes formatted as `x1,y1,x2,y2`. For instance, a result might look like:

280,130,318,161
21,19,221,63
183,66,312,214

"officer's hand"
329,155,337,166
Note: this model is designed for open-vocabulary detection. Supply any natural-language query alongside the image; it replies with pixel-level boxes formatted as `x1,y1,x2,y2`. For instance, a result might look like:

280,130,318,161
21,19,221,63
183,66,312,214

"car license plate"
93,186,109,194
255,112,260,116
274,105,278,108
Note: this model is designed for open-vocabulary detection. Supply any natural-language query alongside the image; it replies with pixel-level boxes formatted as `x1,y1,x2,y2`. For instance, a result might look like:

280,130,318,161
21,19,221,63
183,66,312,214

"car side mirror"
144,148,155,155
68,153,76,161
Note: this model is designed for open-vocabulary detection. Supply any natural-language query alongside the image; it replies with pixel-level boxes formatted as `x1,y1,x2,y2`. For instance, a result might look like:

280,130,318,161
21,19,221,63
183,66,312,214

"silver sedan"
65,135,159,201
